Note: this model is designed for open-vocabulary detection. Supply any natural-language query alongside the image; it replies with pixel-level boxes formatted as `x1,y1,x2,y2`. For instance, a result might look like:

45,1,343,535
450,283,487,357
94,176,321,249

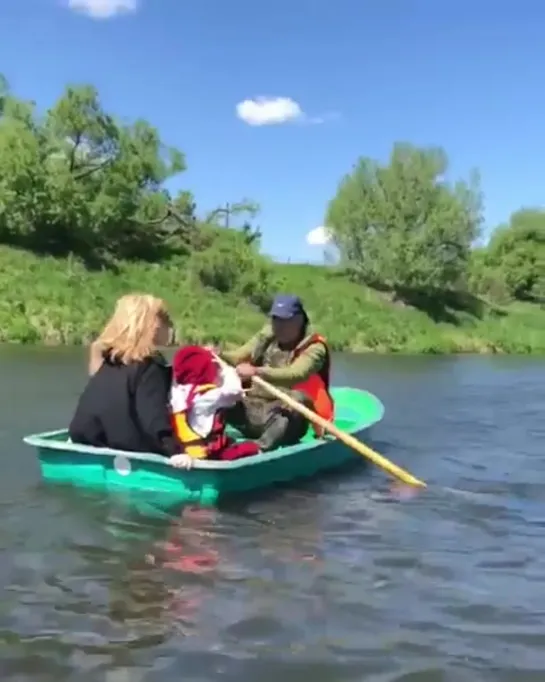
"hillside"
0,78,544,354
1,246,544,354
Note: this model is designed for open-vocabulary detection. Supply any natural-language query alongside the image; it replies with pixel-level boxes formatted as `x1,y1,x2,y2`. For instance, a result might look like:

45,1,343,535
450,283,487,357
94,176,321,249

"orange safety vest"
290,334,335,437
171,384,229,458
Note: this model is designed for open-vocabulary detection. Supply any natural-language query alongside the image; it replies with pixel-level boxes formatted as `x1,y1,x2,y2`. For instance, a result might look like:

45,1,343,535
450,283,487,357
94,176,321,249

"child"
169,345,261,469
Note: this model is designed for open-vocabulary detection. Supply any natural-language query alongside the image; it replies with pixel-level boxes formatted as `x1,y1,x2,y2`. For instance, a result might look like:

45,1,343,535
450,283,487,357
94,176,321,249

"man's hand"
235,362,257,380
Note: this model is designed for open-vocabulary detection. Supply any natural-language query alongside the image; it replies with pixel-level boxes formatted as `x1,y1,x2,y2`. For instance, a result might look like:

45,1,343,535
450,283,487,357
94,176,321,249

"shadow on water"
1,483,227,678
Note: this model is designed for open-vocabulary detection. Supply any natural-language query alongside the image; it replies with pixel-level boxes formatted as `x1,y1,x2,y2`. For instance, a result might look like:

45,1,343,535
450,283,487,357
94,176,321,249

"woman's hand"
170,454,194,469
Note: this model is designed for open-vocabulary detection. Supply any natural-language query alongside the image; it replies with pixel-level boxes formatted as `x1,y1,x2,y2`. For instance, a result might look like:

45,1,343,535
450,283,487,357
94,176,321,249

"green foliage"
0,246,265,346
468,246,511,304
0,78,267,312
326,143,483,292
172,190,197,223
477,209,545,301
0,247,543,354
0,76,543,354
0,82,183,262
192,228,281,311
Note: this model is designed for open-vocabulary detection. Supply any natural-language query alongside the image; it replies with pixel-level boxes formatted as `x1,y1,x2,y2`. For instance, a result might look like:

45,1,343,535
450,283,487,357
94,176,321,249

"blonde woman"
69,294,187,466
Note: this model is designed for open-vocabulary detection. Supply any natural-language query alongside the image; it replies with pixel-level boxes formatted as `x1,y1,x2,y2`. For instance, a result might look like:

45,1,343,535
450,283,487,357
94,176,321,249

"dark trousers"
224,391,311,451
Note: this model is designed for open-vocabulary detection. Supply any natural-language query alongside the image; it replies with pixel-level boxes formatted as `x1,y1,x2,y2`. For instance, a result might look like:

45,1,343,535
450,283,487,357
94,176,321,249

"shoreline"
0,341,543,357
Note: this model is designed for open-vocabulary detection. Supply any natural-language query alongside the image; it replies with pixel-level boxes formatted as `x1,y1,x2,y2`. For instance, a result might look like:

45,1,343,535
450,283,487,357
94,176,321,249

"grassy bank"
0,246,544,354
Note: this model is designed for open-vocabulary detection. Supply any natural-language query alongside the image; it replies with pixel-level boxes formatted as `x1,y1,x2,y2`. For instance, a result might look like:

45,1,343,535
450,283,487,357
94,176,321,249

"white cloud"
306,226,333,246
67,0,137,19
236,96,340,127
236,97,303,126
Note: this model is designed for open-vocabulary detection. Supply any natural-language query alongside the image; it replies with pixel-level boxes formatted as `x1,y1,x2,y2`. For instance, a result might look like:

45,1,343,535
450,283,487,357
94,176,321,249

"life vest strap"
179,426,225,447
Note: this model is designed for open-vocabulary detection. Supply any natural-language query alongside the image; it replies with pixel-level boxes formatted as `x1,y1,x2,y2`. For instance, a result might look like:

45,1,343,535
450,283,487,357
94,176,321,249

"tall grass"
0,247,544,354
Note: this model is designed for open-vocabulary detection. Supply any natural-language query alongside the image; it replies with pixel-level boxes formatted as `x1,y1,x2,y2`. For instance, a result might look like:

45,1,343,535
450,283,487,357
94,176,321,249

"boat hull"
24,387,384,506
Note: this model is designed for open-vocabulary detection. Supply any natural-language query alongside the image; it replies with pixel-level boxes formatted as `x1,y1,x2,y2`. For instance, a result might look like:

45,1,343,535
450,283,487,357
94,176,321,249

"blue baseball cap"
269,294,307,320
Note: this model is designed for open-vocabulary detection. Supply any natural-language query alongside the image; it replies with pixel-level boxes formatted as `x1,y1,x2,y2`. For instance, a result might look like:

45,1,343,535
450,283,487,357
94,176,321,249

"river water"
0,347,544,681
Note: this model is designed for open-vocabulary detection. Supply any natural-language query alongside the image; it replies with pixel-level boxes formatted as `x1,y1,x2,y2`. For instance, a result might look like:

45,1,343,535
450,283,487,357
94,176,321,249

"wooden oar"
251,375,427,489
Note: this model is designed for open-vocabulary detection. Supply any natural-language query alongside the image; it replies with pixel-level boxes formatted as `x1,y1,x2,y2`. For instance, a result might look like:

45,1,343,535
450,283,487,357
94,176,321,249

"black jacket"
69,354,181,457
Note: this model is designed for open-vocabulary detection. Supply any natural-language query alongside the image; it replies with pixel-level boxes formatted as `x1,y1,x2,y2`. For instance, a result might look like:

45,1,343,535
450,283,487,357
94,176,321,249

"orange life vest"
171,384,229,458
290,334,335,437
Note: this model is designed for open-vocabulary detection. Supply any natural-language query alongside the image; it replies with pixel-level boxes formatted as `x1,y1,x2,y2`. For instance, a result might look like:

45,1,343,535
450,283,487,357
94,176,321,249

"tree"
0,83,184,263
205,199,262,246
325,143,482,293
479,209,545,301
172,190,197,223
0,76,282,310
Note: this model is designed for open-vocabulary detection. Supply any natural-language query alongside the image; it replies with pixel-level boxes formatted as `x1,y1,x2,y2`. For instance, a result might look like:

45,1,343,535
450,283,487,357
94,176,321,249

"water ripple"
2,355,545,680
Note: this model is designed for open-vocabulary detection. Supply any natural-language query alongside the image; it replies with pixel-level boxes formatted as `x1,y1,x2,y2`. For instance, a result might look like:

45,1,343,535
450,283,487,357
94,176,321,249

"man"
220,294,334,451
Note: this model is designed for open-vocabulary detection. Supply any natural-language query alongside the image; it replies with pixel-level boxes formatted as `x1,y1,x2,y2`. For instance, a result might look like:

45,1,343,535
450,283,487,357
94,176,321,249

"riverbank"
1,246,544,353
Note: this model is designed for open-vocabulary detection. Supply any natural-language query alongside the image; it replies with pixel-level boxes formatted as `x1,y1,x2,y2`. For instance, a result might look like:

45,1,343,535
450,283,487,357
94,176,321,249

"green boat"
23,387,384,507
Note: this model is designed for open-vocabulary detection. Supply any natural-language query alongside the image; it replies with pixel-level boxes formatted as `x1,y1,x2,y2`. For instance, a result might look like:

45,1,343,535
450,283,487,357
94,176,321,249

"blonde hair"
89,294,171,375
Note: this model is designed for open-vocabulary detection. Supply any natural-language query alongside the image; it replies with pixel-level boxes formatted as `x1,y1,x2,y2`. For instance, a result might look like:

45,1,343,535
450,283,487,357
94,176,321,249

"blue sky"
1,1,544,261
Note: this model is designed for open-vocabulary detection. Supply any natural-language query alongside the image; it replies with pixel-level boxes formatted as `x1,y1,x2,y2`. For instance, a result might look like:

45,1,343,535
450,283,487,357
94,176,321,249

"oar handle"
252,375,426,489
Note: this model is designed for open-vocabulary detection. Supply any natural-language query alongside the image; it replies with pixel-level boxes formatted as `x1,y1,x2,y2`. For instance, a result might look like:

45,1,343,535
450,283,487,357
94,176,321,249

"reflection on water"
1,351,545,681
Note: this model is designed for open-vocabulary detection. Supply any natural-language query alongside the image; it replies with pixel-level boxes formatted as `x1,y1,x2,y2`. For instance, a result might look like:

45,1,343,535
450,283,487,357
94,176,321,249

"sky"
1,0,544,262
